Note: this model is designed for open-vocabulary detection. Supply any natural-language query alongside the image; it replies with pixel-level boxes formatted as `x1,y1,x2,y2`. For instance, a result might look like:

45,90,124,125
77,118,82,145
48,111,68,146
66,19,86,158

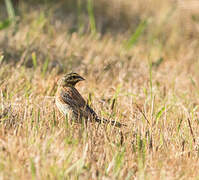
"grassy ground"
0,0,199,179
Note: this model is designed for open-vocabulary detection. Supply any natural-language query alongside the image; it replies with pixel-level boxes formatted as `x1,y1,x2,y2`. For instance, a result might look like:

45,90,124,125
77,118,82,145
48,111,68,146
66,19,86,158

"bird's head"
58,72,85,87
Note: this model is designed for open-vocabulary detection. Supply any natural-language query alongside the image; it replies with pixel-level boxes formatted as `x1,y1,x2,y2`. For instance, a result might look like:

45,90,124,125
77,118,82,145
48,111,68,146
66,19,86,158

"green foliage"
0,19,11,30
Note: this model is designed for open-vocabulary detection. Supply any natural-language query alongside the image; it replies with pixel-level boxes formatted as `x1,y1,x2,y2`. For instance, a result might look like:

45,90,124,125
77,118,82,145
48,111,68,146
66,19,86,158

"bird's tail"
86,105,126,127
95,117,126,128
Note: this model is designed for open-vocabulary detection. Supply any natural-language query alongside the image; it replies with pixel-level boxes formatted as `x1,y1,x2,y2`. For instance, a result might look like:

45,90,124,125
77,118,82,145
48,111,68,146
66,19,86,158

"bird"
55,72,125,127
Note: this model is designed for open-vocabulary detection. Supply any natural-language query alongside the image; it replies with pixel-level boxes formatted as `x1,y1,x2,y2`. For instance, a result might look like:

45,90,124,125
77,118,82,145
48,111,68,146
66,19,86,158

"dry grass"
0,0,199,179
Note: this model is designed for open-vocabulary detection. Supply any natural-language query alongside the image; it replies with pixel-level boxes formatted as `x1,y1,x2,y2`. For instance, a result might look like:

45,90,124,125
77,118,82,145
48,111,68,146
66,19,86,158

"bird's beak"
78,76,85,81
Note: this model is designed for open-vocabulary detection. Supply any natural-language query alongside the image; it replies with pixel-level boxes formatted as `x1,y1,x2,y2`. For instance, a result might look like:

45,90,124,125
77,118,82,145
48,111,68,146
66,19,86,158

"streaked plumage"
56,72,125,127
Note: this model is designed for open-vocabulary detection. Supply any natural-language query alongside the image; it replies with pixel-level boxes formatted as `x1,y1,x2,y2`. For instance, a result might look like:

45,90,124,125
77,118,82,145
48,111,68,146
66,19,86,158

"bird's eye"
69,76,75,80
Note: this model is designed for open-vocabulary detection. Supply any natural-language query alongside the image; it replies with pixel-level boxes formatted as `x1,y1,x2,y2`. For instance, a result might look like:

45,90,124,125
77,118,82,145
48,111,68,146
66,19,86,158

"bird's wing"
60,87,94,119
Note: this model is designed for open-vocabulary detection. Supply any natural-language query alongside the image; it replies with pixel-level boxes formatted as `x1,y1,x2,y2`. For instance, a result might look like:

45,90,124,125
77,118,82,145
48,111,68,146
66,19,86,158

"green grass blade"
124,19,147,50
32,52,37,69
155,106,165,125
87,0,96,34
77,0,84,33
0,55,4,63
42,58,49,76
4,0,16,21
30,158,36,179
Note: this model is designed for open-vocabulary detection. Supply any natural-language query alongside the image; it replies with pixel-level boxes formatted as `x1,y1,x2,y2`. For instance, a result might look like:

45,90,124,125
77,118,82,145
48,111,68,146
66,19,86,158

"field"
0,0,199,179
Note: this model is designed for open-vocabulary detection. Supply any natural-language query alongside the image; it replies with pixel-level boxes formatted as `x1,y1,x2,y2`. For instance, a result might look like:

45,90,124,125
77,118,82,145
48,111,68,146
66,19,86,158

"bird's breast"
55,96,71,116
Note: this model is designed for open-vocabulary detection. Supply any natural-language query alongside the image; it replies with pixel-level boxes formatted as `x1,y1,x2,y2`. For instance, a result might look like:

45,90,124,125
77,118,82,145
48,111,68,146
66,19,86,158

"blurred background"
0,0,199,72
0,1,199,179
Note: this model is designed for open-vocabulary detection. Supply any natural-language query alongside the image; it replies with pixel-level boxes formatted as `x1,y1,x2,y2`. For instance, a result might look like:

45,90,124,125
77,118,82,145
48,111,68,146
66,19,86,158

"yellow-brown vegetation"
0,0,199,179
